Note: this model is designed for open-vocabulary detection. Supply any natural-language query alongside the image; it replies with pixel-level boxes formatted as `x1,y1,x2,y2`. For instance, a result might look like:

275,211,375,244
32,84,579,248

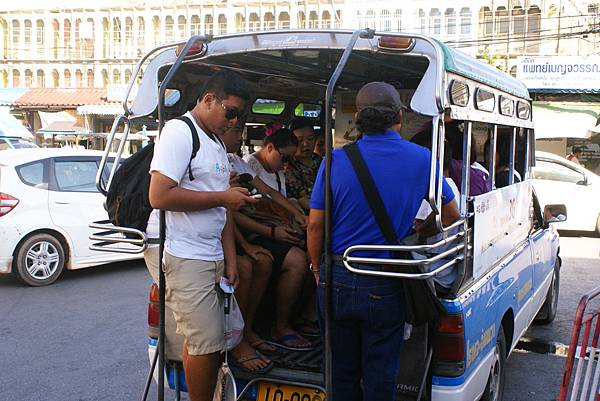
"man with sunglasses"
147,70,257,401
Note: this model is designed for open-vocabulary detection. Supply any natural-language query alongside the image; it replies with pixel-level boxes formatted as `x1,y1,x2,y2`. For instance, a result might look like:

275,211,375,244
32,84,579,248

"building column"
94,15,103,61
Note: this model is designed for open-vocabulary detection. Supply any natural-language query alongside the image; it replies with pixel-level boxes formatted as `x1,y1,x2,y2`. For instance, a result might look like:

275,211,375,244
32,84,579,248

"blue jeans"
317,263,405,401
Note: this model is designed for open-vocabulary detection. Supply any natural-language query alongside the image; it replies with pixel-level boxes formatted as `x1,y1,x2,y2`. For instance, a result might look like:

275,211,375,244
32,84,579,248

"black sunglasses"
218,101,245,121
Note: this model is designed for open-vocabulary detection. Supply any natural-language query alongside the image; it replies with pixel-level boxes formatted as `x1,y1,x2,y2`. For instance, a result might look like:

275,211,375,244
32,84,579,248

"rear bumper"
432,349,493,401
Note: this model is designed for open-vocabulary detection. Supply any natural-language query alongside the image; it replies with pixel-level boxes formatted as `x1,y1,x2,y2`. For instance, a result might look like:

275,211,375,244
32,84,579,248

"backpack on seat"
106,116,200,232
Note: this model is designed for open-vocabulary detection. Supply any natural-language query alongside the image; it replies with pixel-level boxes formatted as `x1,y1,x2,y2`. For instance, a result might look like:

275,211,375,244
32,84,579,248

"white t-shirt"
243,153,287,197
228,153,256,178
148,112,230,260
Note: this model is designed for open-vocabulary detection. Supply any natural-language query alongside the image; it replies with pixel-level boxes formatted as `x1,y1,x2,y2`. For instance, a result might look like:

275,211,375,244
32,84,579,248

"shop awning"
533,102,600,139
36,111,85,136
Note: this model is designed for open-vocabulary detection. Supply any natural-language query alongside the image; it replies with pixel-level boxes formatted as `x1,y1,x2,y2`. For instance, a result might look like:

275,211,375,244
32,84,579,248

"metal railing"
89,220,148,254
558,285,600,401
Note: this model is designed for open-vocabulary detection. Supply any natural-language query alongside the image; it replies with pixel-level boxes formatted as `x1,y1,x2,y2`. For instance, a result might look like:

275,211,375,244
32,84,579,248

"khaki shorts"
143,247,225,355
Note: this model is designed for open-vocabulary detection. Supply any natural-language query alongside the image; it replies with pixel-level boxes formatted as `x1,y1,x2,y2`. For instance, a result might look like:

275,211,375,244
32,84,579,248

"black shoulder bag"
343,142,445,326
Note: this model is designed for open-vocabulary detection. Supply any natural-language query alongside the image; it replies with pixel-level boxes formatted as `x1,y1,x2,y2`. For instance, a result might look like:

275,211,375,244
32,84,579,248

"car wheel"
13,233,65,286
535,260,560,325
481,326,506,401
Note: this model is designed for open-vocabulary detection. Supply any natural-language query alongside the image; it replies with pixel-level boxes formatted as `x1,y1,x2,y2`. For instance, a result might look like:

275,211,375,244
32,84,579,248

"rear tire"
481,326,506,401
13,233,65,286
535,260,560,325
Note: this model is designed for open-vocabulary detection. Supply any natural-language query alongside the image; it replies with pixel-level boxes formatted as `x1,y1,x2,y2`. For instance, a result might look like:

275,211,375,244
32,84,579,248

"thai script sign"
516,56,600,90
472,181,532,279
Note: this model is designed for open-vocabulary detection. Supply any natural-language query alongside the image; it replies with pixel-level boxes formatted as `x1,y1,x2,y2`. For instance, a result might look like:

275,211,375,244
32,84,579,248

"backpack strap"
343,142,399,245
175,116,201,181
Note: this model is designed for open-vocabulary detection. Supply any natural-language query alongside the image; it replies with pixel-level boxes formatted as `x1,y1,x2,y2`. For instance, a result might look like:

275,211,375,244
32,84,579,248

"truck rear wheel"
481,326,506,401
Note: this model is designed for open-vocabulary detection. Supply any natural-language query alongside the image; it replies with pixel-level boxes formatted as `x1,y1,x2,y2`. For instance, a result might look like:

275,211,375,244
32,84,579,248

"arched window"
101,69,108,87
394,9,402,31
24,69,33,87
11,20,19,59
297,11,305,29
429,9,441,35
125,17,134,55
137,17,145,50
12,69,20,87
381,10,391,31
249,13,259,31
512,6,525,36
234,13,245,32
36,69,44,88
152,16,160,46
165,16,174,41
495,7,509,35
321,11,331,28
1,70,9,88
87,69,94,87
75,69,83,88
178,16,186,39
52,70,59,87
112,18,121,57
264,12,275,30
356,10,362,28
191,15,201,35
418,9,426,33
308,11,318,29
74,18,82,58
102,18,110,58
480,7,493,36
124,69,132,84
445,8,456,36
24,20,32,48
64,69,71,87
204,15,213,35
460,8,471,35
83,18,94,58
36,20,44,52
509,65,517,77
526,6,541,53
218,14,227,34
334,10,342,29
279,12,290,29
52,20,60,58
365,9,376,29
113,68,121,84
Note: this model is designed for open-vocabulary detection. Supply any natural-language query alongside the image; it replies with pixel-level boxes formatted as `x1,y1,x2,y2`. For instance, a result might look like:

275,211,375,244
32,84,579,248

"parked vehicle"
94,30,565,401
533,151,600,235
0,148,141,286
0,136,38,150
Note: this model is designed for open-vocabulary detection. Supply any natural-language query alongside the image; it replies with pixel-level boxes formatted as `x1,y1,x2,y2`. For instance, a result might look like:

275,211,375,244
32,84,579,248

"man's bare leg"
182,342,220,401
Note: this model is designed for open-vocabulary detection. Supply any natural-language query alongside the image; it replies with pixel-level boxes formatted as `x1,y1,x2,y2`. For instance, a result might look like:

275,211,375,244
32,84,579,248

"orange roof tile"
13,88,116,107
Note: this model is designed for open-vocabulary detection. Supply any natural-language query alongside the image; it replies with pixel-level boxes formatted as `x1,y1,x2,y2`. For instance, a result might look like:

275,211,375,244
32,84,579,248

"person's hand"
229,173,241,188
274,226,302,245
221,187,258,210
294,212,308,229
243,243,274,262
225,262,239,289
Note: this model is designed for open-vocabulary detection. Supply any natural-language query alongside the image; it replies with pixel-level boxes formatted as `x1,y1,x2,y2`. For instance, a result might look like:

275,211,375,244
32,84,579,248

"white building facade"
0,0,598,89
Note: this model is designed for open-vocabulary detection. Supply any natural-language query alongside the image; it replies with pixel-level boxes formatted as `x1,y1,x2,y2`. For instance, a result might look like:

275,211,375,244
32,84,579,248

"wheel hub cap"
25,241,60,280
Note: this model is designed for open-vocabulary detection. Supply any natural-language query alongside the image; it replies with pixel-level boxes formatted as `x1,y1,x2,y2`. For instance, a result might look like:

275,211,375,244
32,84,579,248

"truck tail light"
433,313,466,377
0,192,19,217
148,283,159,328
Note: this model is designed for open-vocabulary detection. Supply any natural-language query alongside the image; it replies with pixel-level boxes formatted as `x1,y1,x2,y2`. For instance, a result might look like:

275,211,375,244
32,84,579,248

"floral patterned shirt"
284,153,322,200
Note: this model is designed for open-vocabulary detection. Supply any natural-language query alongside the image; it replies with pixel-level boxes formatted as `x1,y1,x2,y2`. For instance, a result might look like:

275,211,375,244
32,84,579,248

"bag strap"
343,142,399,245
175,115,201,181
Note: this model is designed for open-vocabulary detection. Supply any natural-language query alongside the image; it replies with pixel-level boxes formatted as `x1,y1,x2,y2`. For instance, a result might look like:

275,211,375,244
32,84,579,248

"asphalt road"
0,233,598,401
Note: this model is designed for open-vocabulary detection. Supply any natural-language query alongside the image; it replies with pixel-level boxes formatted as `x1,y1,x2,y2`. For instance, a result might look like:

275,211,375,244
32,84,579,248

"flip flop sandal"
267,333,313,351
293,319,320,338
231,351,274,374
250,339,278,355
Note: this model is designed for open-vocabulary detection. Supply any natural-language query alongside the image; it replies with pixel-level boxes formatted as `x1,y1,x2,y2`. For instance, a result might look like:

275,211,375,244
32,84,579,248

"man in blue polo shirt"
307,82,460,401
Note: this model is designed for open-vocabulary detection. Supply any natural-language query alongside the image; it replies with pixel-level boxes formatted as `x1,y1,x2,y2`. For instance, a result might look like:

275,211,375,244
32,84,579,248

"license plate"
256,382,326,401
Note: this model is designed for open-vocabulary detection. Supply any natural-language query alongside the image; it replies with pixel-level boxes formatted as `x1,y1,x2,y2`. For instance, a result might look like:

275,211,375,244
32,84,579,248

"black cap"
356,82,405,114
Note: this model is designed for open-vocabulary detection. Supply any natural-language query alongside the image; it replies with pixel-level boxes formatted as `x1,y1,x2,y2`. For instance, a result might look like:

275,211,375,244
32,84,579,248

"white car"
533,151,600,234
0,148,141,286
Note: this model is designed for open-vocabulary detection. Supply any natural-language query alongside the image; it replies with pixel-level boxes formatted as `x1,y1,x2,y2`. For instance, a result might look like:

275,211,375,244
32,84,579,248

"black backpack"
106,116,200,232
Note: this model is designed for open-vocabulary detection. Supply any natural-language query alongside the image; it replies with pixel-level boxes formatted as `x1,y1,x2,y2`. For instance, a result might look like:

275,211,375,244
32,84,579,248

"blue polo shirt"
310,130,455,257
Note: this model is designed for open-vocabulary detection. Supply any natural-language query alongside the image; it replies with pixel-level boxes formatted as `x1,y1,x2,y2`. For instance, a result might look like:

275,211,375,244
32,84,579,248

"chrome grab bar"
343,254,461,280
95,115,130,196
343,243,464,267
89,220,147,254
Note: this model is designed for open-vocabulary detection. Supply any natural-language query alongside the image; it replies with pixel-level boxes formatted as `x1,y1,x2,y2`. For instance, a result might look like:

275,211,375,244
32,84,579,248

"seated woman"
494,134,522,188
220,124,314,351
284,117,322,211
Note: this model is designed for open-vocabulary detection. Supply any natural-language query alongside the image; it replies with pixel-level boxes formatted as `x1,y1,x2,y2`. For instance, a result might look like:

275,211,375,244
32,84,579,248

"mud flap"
396,324,433,401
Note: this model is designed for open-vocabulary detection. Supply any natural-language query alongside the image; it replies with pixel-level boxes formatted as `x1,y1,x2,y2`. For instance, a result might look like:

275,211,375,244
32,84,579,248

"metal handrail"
95,115,129,195
344,243,464,267
88,220,147,254
344,255,460,280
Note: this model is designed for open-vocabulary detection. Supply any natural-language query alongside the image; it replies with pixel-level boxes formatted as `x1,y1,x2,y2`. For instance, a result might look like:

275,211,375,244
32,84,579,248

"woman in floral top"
285,117,322,210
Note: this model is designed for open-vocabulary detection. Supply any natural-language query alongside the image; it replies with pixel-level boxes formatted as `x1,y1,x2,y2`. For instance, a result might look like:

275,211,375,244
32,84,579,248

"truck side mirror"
543,204,567,226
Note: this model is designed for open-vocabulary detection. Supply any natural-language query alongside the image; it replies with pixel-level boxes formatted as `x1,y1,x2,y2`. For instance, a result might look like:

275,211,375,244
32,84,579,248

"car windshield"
10,138,38,149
